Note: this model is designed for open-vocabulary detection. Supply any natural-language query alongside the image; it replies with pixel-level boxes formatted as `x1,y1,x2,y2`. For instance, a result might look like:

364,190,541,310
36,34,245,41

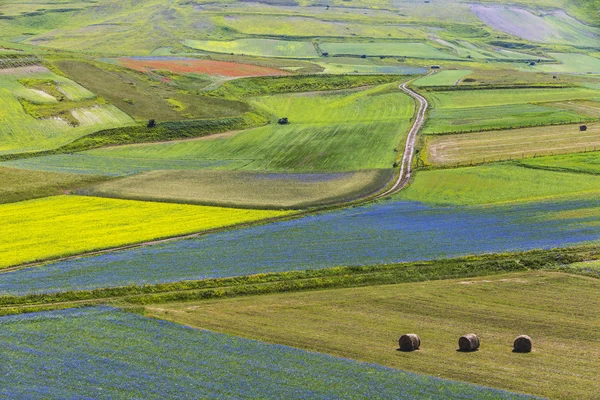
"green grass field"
529,53,600,74
427,87,600,109
413,70,472,86
144,271,600,400
85,169,392,209
423,87,600,134
424,123,600,166
0,195,290,268
517,151,600,175
182,39,319,58
0,166,107,204
423,103,591,134
18,83,414,174
396,164,600,205
319,42,457,59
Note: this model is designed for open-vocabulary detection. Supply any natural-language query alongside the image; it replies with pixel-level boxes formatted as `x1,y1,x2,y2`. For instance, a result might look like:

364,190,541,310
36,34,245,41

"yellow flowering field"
0,196,291,268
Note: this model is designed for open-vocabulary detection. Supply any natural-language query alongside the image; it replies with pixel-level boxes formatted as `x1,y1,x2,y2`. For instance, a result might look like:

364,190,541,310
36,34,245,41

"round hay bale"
513,335,532,353
458,334,480,352
399,334,421,352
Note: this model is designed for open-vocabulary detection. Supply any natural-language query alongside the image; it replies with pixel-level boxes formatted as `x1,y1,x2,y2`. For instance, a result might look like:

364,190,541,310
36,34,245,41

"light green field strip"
425,123,600,166
427,87,600,109
0,195,291,269
529,53,600,74
395,164,600,206
319,42,457,59
517,151,600,175
146,271,600,400
87,169,392,209
212,15,427,39
413,70,472,86
0,67,134,155
182,39,318,58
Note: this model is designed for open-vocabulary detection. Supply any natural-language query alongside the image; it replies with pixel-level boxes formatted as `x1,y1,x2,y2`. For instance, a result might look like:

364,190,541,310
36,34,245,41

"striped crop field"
148,271,599,399
182,39,318,58
423,88,600,134
424,123,600,166
0,195,290,268
3,195,600,295
0,307,534,399
319,42,457,59
118,57,290,77
6,83,414,174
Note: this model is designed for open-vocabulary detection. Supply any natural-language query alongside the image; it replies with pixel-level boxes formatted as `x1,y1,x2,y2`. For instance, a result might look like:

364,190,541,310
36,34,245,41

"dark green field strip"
1,245,598,315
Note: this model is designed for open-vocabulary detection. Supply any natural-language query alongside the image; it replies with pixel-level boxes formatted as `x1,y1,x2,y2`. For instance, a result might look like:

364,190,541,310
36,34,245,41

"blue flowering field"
0,307,536,399
2,197,599,295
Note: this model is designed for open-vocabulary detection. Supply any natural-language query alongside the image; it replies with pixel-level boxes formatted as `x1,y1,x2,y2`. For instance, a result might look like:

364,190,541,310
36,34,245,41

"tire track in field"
376,82,429,198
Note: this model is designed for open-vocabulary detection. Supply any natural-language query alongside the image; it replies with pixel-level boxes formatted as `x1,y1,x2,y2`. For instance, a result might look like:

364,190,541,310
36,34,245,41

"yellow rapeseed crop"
0,195,291,268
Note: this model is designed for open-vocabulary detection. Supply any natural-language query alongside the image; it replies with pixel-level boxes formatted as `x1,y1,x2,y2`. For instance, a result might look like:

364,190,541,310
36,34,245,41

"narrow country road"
376,82,429,198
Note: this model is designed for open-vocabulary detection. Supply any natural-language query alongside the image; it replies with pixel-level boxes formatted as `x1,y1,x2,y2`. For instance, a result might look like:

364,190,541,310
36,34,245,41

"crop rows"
0,307,533,399
3,196,600,295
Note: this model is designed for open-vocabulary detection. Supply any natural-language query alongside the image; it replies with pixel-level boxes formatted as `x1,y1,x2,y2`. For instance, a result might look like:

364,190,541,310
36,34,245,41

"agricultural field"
413,70,473,86
10,83,414,175
319,42,458,59
182,39,319,58
396,163,600,205
0,166,107,204
0,307,532,399
150,271,600,399
1,0,600,397
424,123,600,166
53,59,250,121
517,151,600,175
423,88,600,134
117,57,290,78
0,66,135,154
86,169,393,209
3,194,600,295
470,5,600,47
0,195,290,268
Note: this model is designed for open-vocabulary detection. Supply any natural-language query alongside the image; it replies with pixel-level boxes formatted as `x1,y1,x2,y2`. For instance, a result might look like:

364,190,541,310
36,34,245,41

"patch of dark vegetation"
489,41,537,49
0,54,39,69
1,245,598,314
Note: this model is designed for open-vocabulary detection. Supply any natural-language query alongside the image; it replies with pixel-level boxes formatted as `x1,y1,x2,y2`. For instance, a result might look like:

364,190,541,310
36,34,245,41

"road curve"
376,82,428,199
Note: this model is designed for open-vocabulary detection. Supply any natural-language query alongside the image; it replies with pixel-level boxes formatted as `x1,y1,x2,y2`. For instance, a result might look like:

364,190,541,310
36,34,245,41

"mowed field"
118,57,289,78
425,123,600,166
147,271,600,399
0,195,290,268
86,169,392,209
0,307,532,399
0,66,135,154
423,87,600,134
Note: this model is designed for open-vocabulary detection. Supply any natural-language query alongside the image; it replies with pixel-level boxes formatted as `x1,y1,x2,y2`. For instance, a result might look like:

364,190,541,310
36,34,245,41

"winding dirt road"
376,82,429,198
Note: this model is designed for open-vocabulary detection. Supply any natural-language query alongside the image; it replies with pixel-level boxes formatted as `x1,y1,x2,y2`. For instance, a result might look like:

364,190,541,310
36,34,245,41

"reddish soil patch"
118,58,290,78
